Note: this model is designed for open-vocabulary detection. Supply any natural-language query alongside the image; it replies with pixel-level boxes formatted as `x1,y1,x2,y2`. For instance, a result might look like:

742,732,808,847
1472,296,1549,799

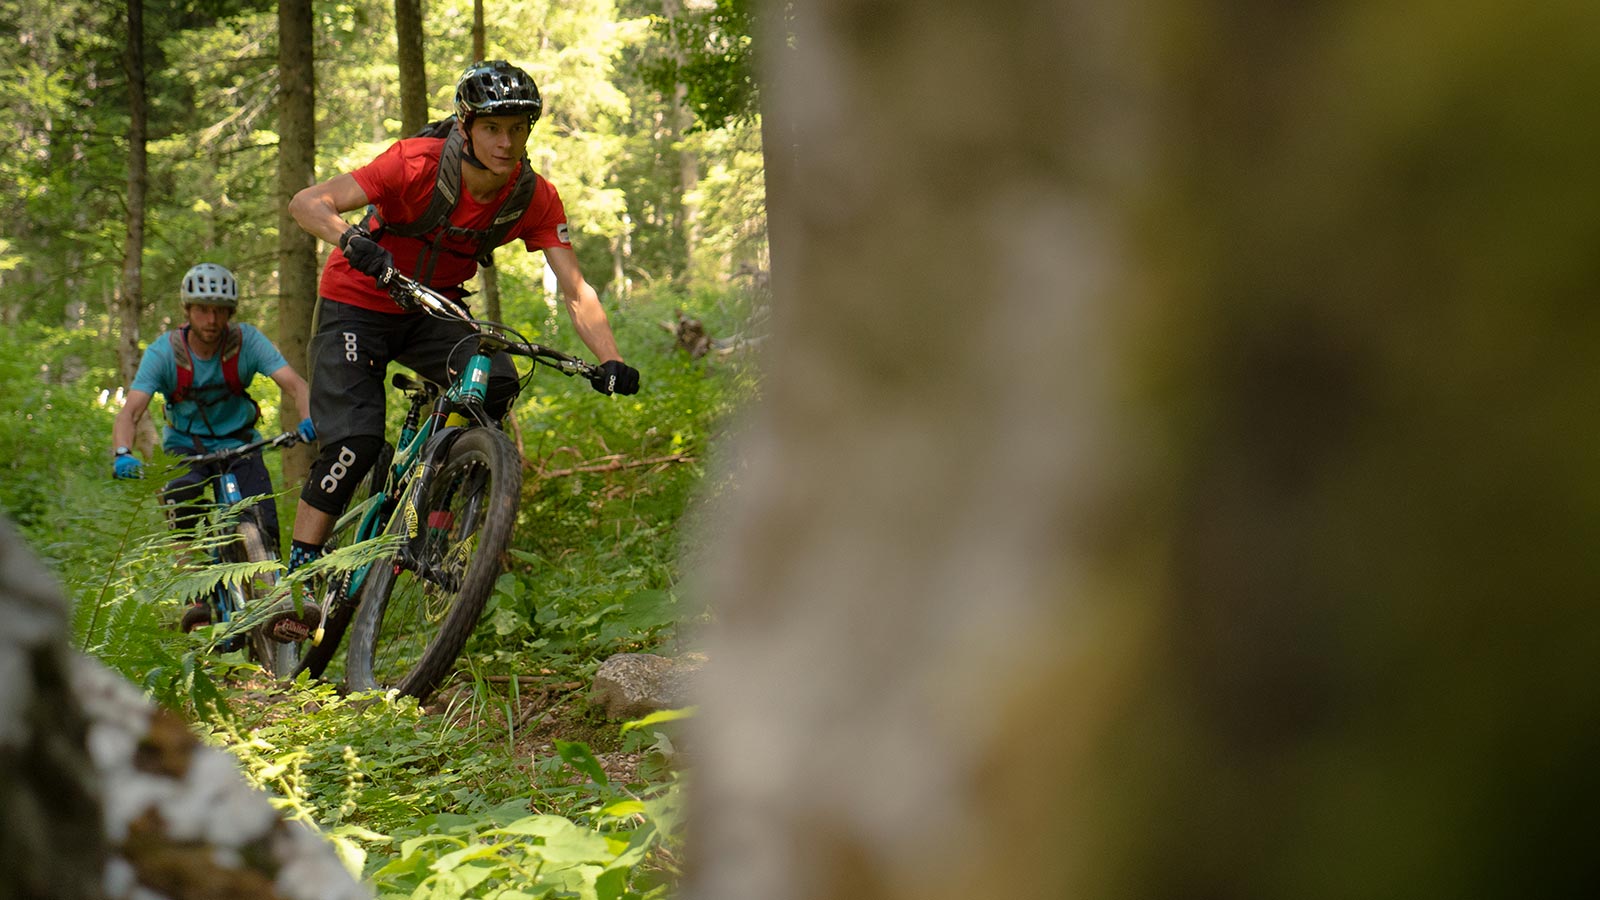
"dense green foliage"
0,0,767,329
4,280,756,896
641,0,760,130
2,3,767,894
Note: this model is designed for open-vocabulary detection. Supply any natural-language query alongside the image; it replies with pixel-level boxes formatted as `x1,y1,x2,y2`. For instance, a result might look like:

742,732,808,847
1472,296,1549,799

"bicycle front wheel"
296,441,393,683
345,428,522,701
234,515,300,680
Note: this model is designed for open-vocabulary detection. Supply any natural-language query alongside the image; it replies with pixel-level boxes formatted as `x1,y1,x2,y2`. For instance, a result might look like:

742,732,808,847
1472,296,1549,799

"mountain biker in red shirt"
284,60,639,592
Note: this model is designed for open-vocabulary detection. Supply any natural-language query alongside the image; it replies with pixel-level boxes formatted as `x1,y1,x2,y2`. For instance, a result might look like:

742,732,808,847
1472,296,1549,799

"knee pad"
301,435,386,516
160,474,208,534
162,497,206,535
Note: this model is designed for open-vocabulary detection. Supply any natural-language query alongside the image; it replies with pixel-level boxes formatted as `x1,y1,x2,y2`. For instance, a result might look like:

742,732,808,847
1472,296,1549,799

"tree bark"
665,0,699,278
395,0,428,136
0,519,104,900
117,0,146,388
277,0,318,501
686,1,1600,899
473,0,486,61
472,0,503,324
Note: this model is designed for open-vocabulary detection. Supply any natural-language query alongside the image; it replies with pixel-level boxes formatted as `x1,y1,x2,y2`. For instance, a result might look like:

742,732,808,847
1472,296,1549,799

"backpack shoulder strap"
475,163,540,267
169,328,194,402
219,324,245,396
382,128,464,240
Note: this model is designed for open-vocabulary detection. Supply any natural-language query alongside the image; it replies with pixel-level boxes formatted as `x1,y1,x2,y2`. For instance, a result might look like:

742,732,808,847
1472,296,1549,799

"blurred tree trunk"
475,0,503,323
687,2,1600,900
117,0,146,388
396,0,428,136
473,0,486,59
0,520,103,900
665,0,699,278
277,0,317,503
120,0,158,455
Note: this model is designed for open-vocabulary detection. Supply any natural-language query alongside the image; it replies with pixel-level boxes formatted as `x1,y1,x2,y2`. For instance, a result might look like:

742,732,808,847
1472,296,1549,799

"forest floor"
226,667,646,797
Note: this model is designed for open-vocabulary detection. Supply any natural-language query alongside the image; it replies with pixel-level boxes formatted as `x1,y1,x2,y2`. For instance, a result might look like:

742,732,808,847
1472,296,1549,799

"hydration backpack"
360,116,541,284
168,324,260,438
170,324,245,401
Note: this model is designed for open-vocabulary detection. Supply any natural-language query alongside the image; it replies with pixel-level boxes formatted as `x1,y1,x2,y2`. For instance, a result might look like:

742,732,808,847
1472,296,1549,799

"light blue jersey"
130,324,289,454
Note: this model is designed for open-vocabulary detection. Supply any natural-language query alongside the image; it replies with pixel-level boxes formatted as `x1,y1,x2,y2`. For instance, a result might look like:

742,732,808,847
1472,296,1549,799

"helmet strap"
458,117,490,170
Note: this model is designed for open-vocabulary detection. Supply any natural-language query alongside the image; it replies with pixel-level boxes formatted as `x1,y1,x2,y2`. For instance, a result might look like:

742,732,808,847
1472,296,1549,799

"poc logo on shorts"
343,331,359,362
319,445,359,494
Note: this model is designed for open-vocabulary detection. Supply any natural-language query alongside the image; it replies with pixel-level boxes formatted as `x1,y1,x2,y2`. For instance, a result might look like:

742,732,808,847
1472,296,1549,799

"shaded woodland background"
4,0,1600,896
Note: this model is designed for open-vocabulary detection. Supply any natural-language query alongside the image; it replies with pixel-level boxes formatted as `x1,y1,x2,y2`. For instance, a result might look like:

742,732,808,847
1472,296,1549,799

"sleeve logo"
556,223,571,244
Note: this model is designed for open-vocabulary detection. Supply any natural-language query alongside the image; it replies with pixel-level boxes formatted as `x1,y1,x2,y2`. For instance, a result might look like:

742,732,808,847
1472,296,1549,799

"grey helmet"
180,263,239,308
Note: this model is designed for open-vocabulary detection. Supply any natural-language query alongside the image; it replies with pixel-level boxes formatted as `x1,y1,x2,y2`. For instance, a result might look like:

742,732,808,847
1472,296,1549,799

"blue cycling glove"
113,453,143,479
297,417,317,442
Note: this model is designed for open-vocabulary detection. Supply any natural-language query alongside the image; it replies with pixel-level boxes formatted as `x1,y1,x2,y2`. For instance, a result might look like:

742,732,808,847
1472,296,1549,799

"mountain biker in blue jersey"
111,262,319,636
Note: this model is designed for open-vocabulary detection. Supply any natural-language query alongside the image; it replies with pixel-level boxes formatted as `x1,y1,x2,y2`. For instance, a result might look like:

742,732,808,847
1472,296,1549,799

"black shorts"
308,299,522,447
161,452,281,551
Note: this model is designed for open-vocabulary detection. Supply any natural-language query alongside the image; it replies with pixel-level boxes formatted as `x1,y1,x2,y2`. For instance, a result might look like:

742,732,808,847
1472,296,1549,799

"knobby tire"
296,442,393,682
232,516,300,679
345,428,521,701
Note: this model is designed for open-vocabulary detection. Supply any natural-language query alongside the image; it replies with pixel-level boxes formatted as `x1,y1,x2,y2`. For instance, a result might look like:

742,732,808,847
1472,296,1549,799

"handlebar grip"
382,268,422,311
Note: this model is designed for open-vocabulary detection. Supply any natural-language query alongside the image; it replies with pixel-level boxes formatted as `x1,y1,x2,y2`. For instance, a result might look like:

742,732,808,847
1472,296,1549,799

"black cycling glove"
340,227,394,284
590,360,641,396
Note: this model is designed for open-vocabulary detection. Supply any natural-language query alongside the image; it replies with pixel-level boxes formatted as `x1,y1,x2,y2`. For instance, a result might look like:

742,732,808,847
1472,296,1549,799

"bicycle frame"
323,343,498,602
302,269,600,678
326,275,586,589
209,465,266,625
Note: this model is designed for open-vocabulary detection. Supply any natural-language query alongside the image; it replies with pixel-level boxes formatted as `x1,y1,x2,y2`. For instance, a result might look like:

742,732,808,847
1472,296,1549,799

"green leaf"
596,867,629,900
600,799,645,819
555,740,610,787
487,816,613,865
619,707,697,736
398,833,464,861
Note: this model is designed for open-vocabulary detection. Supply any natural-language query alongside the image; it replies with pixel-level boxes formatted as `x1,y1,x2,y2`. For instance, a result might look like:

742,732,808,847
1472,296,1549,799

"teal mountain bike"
294,269,606,701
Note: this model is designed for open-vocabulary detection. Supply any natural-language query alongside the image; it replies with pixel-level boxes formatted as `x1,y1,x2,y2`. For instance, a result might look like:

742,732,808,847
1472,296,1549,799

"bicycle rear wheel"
345,428,522,701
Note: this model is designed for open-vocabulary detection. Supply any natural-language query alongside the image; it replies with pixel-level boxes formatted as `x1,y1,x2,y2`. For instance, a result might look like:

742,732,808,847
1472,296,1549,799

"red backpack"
168,325,261,438
170,324,246,401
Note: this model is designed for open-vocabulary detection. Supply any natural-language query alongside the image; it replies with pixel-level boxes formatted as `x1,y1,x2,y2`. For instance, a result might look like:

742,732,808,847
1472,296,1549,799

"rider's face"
184,303,232,346
468,115,532,178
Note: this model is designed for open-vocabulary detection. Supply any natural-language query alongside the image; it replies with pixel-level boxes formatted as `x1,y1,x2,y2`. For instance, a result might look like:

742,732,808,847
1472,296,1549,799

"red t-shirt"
319,136,573,313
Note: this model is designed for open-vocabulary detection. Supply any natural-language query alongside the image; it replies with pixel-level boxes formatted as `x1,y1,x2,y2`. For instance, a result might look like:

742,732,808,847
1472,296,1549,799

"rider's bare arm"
544,245,623,365
112,389,155,453
268,364,313,423
289,173,372,246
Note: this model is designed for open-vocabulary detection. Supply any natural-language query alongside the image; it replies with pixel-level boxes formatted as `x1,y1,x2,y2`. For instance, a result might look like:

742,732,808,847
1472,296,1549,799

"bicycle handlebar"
175,431,301,468
378,268,600,380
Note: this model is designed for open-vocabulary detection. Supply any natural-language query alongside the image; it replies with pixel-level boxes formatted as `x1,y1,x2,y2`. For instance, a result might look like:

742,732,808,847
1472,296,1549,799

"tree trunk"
1,518,370,900
687,2,1600,899
473,0,486,61
395,0,428,136
277,0,318,504
665,0,699,278
471,0,503,323
0,520,104,900
117,0,146,388
677,82,700,274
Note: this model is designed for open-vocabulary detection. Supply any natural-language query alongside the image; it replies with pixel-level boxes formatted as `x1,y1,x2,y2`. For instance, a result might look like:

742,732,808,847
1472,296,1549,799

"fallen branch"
527,453,695,479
